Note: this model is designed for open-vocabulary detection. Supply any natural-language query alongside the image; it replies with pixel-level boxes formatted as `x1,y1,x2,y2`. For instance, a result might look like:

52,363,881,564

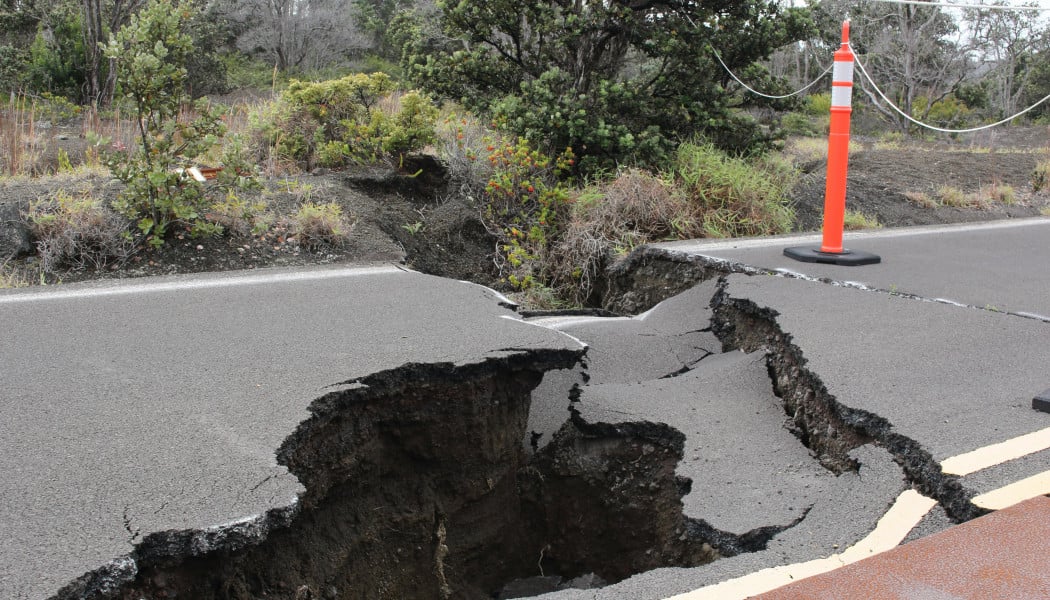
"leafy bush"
436,112,504,199
255,73,439,169
912,95,972,129
780,112,822,137
293,202,354,250
25,190,133,272
806,93,832,116
103,0,227,247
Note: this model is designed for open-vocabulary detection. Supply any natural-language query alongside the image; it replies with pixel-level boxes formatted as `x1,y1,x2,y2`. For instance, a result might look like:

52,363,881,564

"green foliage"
258,73,439,168
671,143,795,238
0,44,26,92
103,0,227,247
806,93,832,116
221,52,281,90
352,0,415,60
293,202,353,249
780,112,822,137
25,190,133,272
25,10,88,100
399,0,814,172
912,95,972,128
205,190,271,236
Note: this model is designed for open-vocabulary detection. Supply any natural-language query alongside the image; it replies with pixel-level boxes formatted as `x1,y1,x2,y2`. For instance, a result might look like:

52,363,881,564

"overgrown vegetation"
292,202,354,249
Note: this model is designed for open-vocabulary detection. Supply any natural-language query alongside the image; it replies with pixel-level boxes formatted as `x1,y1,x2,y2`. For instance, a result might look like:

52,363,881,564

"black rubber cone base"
784,246,881,266
1033,389,1050,414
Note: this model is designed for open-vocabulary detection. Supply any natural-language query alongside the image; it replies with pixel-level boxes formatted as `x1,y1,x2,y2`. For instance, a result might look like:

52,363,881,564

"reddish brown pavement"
754,495,1050,600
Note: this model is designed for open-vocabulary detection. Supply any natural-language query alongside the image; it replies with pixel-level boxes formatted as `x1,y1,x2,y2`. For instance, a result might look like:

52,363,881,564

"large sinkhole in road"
117,355,724,600
114,269,968,600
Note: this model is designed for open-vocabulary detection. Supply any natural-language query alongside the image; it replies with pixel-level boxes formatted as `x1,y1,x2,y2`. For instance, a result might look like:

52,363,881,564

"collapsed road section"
6,219,1050,600
0,266,597,599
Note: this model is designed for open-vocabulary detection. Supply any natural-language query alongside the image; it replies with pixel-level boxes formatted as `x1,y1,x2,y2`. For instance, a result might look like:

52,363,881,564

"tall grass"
673,143,796,238
0,93,136,177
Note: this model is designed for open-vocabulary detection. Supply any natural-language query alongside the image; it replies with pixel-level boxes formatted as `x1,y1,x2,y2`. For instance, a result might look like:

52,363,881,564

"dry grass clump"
936,185,987,209
24,190,133,272
546,169,692,304
842,210,882,230
291,202,354,250
904,190,937,209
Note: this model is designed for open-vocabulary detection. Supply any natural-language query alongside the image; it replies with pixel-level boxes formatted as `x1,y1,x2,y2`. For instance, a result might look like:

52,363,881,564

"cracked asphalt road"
528,218,1050,599
0,264,582,600
4,217,1050,600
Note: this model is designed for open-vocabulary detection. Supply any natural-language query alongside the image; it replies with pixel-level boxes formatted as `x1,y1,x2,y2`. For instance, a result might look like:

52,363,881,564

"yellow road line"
665,490,937,600
940,426,1050,476
667,426,1050,599
972,471,1050,510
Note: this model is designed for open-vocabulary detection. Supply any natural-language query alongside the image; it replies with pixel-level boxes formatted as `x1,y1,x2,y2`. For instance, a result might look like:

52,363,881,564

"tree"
216,0,369,73
814,0,970,132
82,0,146,105
966,3,1042,118
398,0,814,171
351,0,416,59
103,0,226,246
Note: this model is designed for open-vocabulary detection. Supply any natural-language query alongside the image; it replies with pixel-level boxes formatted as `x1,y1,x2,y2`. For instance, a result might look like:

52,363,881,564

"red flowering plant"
480,137,575,290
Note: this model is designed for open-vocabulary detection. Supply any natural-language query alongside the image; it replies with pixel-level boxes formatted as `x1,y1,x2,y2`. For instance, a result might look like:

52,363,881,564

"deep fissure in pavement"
93,351,724,600
709,277,982,522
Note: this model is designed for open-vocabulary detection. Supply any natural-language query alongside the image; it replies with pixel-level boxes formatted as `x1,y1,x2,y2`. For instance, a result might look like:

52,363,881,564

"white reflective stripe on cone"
832,60,854,83
831,85,853,108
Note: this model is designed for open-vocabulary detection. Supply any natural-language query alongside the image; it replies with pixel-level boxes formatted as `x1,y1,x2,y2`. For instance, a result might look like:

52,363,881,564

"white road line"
0,264,407,304
653,216,1050,253
665,490,937,600
972,471,1050,510
941,426,1050,476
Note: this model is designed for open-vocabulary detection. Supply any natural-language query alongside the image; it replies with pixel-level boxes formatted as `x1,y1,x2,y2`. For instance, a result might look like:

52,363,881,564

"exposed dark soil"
791,126,1050,231
1,125,1048,298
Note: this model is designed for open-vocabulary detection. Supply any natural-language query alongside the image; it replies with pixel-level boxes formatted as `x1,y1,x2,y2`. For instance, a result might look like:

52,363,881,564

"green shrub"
912,95,972,128
780,112,821,137
257,73,439,169
806,93,831,116
480,138,575,290
25,190,133,272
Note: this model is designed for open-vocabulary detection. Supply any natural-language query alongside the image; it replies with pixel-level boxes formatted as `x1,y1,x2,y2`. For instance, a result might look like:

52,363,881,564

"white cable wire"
712,48,834,100
850,45,1050,133
866,0,1050,11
